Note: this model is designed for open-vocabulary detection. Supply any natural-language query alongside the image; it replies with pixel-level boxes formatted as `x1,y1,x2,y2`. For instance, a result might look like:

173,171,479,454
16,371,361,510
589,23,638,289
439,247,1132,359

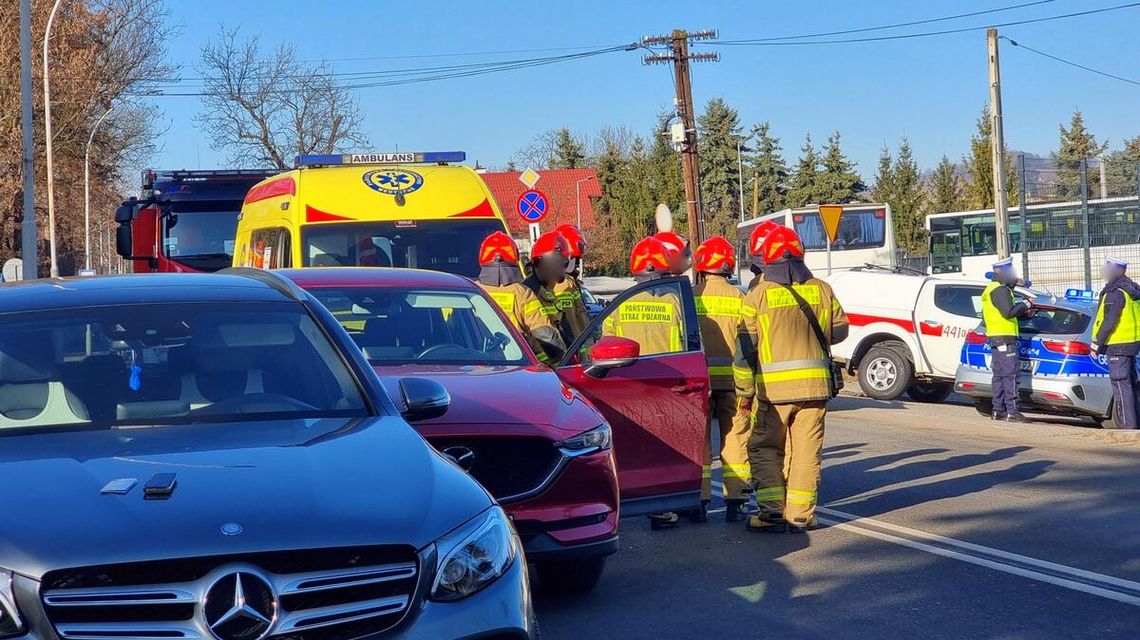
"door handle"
922,320,942,327
670,383,705,395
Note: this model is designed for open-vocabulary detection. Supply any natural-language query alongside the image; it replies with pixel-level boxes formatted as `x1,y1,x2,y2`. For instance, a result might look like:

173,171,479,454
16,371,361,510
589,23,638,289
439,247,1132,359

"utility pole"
1098,158,1108,199
751,170,760,220
987,27,1010,260
20,0,36,278
643,29,718,247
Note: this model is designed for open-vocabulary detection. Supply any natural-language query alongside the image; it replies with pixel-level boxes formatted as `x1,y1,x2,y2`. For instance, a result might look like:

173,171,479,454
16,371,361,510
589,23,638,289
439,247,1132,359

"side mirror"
584,336,640,378
399,377,450,422
115,200,136,223
115,224,133,259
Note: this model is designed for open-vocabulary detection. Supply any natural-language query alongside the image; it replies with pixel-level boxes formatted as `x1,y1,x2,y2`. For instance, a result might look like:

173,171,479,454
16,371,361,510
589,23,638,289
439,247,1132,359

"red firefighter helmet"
478,231,520,266
529,231,569,264
629,237,671,276
653,231,689,258
760,225,806,265
694,235,737,274
748,220,781,256
553,224,586,258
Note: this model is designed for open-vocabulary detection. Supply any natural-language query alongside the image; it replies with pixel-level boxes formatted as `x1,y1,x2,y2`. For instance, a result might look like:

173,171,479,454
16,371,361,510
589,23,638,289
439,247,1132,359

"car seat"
0,340,89,428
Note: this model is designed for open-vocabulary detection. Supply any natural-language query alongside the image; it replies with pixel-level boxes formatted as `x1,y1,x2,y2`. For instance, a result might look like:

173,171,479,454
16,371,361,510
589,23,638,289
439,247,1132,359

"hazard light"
294,151,466,167
964,330,988,345
1040,339,1091,356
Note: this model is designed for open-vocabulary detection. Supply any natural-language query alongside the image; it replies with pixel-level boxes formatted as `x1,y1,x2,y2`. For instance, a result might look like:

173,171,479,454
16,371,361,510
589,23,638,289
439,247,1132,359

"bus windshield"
792,208,886,251
301,219,506,277
162,206,240,271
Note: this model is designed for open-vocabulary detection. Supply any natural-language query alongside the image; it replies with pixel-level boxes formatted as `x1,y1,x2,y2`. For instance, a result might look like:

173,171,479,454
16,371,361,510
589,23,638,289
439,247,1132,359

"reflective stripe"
762,358,830,373
722,463,750,479
765,284,821,309
759,366,831,383
757,314,773,364
701,464,712,479
695,295,743,318
616,301,675,323
536,352,553,365
523,299,544,316
708,365,734,377
753,486,785,501
740,305,758,318
733,364,754,382
786,489,817,506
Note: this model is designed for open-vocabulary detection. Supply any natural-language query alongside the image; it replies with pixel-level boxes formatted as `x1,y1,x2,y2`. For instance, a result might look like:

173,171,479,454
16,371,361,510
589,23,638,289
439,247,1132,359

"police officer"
552,224,591,341
692,235,750,522
735,226,848,534
523,232,572,344
981,258,1035,423
476,232,566,365
1090,257,1140,429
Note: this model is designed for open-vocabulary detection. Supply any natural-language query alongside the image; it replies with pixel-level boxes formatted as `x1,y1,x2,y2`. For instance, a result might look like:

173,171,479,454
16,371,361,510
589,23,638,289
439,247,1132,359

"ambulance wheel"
535,557,606,595
858,344,912,400
973,399,994,417
906,380,953,403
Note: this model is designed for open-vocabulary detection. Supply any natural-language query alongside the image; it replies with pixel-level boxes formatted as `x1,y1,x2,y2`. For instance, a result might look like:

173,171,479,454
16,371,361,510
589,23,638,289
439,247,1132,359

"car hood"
0,416,491,579
374,365,601,434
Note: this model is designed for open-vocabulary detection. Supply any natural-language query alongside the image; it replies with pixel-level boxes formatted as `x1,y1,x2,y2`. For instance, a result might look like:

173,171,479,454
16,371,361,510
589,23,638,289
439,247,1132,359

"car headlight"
430,507,519,602
559,423,612,454
0,570,24,639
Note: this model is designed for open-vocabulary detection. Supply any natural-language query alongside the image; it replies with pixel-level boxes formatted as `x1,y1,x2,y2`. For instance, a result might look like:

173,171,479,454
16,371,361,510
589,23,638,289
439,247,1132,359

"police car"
954,288,1140,428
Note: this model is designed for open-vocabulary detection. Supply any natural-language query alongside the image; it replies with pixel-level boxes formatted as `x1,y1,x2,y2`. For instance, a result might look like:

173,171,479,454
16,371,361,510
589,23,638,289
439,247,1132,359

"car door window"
577,280,691,362
934,285,985,319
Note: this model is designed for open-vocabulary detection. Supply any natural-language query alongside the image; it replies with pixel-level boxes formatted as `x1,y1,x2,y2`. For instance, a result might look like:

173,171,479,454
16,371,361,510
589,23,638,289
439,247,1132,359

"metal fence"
1015,157,1140,291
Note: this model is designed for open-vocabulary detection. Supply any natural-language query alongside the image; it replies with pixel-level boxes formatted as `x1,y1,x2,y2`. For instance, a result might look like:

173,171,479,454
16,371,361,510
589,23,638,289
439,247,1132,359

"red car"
282,268,709,593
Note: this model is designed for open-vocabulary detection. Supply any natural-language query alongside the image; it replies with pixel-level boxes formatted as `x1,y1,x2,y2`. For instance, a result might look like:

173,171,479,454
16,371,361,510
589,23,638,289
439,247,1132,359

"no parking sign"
516,189,550,224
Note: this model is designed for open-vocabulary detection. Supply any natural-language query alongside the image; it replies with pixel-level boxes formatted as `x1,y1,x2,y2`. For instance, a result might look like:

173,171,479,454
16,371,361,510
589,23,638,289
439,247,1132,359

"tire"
1101,400,1124,429
858,343,913,400
974,399,994,417
906,380,954,403
534,557,606,595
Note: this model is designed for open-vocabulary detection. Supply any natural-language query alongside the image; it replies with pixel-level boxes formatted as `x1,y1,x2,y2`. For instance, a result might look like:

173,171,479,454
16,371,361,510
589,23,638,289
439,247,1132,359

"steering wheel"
416,343,466,359
192,393,318,416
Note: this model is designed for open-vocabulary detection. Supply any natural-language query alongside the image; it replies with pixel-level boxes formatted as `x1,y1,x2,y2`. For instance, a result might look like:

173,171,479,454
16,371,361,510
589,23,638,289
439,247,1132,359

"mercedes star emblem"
203,572,278,640
441,445,476,471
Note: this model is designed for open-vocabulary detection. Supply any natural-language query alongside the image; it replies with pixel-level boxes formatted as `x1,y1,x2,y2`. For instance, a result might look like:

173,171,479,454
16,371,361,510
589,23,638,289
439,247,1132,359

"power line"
735,0,1055,43
710,2,1140,46
1001,35,1140,87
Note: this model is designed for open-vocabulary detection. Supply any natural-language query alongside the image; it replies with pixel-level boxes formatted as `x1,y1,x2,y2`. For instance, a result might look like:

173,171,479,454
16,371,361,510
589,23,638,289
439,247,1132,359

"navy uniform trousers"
990,341,1021,415
1106,354,1139,429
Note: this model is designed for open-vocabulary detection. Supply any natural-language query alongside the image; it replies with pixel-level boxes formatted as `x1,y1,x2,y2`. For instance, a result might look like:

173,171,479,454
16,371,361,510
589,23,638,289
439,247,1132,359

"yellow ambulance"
233,151,511,277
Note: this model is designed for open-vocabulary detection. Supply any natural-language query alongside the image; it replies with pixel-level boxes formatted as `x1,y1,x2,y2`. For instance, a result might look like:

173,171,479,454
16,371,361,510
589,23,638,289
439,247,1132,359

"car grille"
39,546,421,640
428,436,564,503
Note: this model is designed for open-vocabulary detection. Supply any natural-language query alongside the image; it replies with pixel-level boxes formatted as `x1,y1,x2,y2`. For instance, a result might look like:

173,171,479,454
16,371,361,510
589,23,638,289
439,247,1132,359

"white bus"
736,203,896,277
926,196,1140,291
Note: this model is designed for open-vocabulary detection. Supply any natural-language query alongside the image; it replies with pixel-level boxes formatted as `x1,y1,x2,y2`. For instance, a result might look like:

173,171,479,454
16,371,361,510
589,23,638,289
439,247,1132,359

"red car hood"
373,364,602,435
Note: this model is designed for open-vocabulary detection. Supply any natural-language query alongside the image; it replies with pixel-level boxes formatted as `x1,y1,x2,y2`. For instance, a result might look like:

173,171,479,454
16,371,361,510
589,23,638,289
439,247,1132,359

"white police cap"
992,257,1014,270
1105,257,1128,269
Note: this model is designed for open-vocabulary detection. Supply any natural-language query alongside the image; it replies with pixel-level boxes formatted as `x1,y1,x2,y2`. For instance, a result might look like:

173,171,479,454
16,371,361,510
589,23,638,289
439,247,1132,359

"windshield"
302,220,506,277
308,286,528,366
162,206,240,271
793,209,887,251
0,302,367,433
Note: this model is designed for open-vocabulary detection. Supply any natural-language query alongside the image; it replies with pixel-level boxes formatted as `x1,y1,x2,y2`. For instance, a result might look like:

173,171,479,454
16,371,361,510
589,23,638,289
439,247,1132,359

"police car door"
556,276,709,517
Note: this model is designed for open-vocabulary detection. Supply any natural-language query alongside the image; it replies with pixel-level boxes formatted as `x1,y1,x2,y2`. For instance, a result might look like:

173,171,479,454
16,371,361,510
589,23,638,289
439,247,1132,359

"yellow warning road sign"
819,205,843,244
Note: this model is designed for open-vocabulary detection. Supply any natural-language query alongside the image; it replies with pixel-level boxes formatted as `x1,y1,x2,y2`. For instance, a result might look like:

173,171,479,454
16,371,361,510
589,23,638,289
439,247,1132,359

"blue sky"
148,0,1140,177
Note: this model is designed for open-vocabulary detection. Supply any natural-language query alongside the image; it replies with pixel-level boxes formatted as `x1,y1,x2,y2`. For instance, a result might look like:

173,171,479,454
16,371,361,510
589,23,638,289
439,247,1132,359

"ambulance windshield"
302,220,505,277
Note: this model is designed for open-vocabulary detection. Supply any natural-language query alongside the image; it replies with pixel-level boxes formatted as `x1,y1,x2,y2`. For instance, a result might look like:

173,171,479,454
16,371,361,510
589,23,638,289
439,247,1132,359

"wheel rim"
865,356,897,390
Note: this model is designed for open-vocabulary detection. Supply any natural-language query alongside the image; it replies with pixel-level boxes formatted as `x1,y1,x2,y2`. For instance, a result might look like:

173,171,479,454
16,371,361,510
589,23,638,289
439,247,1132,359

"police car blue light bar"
1065,288,1096,301
295,151,466,167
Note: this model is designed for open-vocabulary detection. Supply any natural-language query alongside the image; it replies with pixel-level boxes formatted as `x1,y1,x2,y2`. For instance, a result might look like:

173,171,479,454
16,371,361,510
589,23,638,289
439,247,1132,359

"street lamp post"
575,175,595,229
736,131,760,223
43,0,64,278
84,105,114,272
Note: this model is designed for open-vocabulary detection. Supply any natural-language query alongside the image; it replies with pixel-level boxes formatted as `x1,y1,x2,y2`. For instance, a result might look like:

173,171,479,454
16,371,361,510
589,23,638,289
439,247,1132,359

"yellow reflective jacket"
735,277,848,404
693,275,745,391
602,289,685,357
480,281,562,364
553,275,590,341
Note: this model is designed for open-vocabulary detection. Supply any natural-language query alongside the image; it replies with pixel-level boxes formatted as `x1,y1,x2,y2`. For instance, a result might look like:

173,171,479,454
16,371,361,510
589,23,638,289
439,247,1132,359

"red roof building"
479,168,602,239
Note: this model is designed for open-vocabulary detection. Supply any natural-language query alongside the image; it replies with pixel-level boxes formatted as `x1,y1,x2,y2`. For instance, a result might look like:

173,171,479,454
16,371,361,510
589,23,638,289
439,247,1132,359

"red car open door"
557,276,709,517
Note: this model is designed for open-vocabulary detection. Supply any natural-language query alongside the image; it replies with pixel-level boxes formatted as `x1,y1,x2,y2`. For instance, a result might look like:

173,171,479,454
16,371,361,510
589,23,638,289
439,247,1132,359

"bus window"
792,209,886,251
928,217,962,273
960,215,997,257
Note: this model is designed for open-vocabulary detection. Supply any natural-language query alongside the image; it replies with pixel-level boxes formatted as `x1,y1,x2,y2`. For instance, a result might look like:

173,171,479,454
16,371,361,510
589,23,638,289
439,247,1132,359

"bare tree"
195,27,368,169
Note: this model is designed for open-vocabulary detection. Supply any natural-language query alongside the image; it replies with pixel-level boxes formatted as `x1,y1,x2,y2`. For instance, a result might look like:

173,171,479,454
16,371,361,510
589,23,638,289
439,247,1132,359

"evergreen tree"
787,133,820,207
550,127,586,169
1104,136,1140,197
697,98,744,239
871,146,894,204
1053,110,1109,198
746,122,788,217
889,138,926,254
926,155,965,214
817,131,865,204
647,113,687,234
963,106,1019,208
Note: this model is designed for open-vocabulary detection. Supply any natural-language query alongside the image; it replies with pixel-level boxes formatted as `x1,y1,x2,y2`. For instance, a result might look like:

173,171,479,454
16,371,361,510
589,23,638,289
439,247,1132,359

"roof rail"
218,267,307,302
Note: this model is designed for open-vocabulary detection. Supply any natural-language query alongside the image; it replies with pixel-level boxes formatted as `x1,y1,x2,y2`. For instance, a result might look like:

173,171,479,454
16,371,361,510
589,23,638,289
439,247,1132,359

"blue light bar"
1065,288,1096,301
294,151,466,167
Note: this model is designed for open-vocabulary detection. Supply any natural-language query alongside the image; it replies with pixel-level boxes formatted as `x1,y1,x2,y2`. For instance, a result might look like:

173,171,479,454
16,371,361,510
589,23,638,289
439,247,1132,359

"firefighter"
735,226,848,534
523,232,571,344
692,235,750,522
1091,257,1140,429
654,231,692,275
476,232,566,365
552,224,591,341
745,221,780,290
981,258,1036,423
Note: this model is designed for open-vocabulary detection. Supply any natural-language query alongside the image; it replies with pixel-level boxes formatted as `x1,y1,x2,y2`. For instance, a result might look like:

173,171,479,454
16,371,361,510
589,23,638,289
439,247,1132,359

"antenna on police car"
655,203,673,233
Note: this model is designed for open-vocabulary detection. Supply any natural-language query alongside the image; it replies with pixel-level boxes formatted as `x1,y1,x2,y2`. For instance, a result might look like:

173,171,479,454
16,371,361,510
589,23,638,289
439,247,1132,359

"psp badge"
362,168,424,196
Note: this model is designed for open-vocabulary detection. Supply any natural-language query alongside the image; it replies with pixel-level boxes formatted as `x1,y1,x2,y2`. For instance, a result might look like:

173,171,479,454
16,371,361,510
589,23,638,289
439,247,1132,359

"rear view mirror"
585,336,640,378
115,200,136,223
115,224,133,259
399,377,450,422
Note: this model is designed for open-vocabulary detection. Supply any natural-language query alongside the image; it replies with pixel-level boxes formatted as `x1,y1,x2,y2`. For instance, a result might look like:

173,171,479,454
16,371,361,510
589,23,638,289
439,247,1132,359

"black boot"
1006,413,1031,423
725,500,746,523
991,412,1007,421
690,501,709,523
648,512,680,530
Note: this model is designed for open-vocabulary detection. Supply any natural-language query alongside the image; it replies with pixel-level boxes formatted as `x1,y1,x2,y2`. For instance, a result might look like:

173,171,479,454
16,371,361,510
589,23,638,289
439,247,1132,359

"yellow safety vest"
982,282,1019,339
694,276,744,390
1093,288,1140,345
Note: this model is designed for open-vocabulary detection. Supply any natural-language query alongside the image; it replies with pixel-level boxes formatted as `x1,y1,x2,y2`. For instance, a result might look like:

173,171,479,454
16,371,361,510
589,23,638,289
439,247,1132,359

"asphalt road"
534,393,1140,639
